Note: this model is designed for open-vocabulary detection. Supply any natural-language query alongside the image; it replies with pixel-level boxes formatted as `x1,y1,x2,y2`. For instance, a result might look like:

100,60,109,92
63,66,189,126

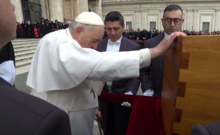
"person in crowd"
16,22,23,38
50,19,55,29
129,29,135,40
41,18,45,24
40,21,47,37
141,28,149,40
32,21,40,38
46,19,51,33
123,30,130,39
27,20,34,38
97,11,140,135
135,28,142,40
21,20,28,38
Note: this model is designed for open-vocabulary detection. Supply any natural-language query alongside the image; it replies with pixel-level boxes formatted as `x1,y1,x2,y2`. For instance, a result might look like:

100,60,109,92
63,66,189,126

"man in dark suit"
135,28,142,40
0,1,71,134
0,78,72,135
123,30,130,39
129,29,135,40
96,11,140,135
141,29,149,40
140,4,185,97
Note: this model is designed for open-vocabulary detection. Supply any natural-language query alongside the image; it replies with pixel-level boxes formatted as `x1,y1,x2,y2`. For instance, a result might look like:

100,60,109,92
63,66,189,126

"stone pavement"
15,72,31,93
93,122,101,135
15,72,143,135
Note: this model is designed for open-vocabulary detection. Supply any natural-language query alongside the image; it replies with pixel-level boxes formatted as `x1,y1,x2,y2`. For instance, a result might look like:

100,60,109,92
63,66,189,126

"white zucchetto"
75,12,104,26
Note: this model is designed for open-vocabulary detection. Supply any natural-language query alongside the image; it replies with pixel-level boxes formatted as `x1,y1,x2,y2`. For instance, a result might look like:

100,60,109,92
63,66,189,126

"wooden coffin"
162,36,220,135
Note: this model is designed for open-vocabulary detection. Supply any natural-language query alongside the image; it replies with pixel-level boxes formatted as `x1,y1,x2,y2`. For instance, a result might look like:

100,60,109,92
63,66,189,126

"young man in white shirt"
96,11,140,135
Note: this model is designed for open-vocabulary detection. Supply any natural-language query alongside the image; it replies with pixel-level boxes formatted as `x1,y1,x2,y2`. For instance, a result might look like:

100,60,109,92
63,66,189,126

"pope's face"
78,25,104,49
0,0,16,48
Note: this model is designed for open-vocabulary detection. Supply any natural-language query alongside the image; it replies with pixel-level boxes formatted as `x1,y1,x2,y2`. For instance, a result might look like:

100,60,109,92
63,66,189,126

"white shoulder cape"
26,29,106,92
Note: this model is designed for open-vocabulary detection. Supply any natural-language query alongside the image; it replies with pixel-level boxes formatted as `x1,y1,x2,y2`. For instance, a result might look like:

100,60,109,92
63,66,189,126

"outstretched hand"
149,32,186,59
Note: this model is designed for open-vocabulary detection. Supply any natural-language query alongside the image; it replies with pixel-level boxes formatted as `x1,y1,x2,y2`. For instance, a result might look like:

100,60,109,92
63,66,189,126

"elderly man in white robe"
27,12,186,134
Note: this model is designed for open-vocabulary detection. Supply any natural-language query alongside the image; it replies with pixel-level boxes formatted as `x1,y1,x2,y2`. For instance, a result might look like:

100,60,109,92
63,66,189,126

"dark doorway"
21,0,42,22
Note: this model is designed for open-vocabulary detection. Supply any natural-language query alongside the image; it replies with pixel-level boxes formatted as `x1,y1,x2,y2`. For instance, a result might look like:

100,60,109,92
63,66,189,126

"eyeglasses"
163,18,182,25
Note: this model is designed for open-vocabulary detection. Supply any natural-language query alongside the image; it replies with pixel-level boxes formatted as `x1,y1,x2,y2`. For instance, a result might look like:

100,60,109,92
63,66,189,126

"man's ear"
182,19,185,24
161,18,164,23
74,26,83,39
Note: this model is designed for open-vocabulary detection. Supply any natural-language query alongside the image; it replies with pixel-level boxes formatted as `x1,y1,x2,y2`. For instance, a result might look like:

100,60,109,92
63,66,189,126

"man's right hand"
95,110,102,122
149,32,186,59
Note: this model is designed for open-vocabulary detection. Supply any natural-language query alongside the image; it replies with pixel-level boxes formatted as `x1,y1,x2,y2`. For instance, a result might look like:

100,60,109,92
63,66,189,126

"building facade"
11,0,220,32
11,0,102,22
102,0,220,32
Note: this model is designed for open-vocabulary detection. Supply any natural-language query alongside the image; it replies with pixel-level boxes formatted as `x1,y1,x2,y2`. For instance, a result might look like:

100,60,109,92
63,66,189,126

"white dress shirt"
106,37,122,92
164,32,169,38
105,37,133,95
106,37,122,52
0,60,15,86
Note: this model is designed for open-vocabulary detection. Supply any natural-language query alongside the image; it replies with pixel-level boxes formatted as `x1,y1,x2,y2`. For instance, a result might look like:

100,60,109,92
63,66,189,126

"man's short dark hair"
104,11,124,26
163,4,183,18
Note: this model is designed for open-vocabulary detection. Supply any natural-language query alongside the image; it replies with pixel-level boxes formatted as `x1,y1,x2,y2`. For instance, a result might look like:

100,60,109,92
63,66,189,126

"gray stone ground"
15,72,31,93
93,124,101,135
15,72,143,135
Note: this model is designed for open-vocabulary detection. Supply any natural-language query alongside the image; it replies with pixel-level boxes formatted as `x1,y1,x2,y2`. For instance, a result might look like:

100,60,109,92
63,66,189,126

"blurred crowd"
120,28,220,41
16,18,220,40
16,18,70,38
183,30,220,36
122,28,163,40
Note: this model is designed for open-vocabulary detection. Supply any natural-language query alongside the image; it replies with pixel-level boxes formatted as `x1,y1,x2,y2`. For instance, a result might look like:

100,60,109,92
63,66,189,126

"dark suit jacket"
97,36,140,134
0,77,71,135
140,33,164,97
96,36,140,95
103,31,108,39
0,41,15,64
191,121,220,135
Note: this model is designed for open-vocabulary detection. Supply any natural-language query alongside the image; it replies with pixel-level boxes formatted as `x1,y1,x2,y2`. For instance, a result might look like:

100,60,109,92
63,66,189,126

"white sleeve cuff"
143,89,154,96
125,91,133,95
139,49,151,69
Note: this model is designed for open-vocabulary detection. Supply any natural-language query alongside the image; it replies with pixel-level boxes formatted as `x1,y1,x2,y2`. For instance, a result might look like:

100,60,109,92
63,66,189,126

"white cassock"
26,28,151,134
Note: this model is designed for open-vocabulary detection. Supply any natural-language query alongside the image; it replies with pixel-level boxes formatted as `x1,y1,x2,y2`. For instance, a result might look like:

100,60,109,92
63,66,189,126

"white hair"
69,21,97,31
